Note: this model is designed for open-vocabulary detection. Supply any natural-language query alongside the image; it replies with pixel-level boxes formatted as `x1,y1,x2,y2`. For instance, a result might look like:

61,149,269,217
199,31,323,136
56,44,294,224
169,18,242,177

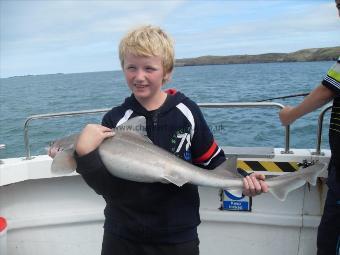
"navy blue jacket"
75,90,226,243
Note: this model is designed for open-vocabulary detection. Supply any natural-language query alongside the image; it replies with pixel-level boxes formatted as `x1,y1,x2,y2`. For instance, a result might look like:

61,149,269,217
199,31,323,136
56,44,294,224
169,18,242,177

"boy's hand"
242,173,268,197
76,124,115,156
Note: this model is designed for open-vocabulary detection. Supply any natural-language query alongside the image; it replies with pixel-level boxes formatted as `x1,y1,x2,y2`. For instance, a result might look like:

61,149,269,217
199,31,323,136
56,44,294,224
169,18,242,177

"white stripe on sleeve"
176,103,195,140
116,109,134,127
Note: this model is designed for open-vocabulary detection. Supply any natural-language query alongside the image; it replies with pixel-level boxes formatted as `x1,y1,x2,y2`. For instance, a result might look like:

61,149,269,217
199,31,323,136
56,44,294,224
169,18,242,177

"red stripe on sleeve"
193,141,217,164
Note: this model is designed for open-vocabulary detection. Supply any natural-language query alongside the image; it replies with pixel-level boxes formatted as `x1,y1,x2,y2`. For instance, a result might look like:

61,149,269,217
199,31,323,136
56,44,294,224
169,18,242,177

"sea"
0,61,334,159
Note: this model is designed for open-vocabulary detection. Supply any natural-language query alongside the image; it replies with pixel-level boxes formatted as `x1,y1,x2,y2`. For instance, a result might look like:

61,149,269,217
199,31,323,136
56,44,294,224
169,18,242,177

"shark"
50,116,327,201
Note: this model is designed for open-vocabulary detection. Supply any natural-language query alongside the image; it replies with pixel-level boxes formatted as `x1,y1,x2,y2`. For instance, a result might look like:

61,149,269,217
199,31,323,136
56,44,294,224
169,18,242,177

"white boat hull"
0,148,330,255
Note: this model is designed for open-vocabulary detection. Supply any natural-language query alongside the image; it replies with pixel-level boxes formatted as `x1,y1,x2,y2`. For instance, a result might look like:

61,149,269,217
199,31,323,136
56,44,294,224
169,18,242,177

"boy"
74,25,268,255
279,3,340,254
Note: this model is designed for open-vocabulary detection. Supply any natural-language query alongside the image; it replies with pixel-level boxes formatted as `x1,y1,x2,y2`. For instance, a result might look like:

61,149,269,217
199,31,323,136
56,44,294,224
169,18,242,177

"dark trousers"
101,231,200,255
317,188,340,255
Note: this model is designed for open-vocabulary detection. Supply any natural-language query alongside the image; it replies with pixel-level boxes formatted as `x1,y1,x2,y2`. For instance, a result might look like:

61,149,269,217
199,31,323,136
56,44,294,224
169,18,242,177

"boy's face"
123,52,170,103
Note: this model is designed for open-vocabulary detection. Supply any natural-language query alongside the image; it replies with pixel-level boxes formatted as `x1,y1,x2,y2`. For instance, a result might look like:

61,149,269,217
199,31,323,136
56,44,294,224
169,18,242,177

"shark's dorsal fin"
116,116,147,134
115,116,152,143
210,156,240,178
211,156,244,196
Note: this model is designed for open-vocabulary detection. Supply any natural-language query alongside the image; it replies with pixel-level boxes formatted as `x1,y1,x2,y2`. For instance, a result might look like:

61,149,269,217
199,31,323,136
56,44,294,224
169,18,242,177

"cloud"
172,1,340,57
0,0,185,76
1,0,339,77
1,1,184,48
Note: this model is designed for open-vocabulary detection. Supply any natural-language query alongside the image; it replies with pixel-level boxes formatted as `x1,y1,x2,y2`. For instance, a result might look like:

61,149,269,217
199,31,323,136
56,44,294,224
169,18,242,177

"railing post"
24,118,32,160
281,125,293,154
312,105,332,156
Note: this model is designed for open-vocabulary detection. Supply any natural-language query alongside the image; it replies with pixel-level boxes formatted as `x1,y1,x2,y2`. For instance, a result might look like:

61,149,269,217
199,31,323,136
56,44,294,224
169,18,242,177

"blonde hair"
119,25,175,75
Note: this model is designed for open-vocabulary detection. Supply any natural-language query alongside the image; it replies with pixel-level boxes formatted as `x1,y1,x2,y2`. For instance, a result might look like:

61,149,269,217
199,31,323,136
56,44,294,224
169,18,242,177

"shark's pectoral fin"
51,149,77,175
162,174,188,187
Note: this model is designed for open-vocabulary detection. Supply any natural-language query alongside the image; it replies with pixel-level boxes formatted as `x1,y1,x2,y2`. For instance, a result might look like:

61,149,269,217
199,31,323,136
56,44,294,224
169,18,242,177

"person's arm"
76,124,114,156
74,124,115,195
279,84,335,126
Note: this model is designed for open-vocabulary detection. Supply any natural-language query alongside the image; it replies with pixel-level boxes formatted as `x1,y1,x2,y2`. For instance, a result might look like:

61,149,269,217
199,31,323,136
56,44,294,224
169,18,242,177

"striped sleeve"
188,101,225,170
322,57,340,94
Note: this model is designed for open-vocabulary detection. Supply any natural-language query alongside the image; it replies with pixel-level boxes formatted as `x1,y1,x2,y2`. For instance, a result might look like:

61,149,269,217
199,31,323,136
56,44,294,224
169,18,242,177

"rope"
256,93,309,102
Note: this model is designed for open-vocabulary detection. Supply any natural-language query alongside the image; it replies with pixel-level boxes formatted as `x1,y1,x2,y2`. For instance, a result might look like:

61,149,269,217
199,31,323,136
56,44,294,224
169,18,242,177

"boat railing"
313,105,332,156
23,102,331,160
24,108,110,159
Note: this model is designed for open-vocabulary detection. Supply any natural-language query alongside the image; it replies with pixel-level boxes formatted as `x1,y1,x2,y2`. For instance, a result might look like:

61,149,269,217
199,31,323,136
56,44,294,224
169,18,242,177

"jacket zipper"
150,110,159,142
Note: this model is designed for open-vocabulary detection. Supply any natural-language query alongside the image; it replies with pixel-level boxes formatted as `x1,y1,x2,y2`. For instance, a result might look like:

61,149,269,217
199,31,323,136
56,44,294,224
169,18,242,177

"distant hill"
175,46,340,67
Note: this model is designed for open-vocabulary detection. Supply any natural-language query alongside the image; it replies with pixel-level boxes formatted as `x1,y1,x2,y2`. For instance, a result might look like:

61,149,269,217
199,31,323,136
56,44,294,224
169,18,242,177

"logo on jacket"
176,133,191,152
171,130,192,161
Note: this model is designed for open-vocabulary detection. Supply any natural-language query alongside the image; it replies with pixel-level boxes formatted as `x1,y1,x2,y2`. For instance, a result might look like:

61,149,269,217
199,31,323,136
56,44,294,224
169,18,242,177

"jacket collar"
122,89,187,116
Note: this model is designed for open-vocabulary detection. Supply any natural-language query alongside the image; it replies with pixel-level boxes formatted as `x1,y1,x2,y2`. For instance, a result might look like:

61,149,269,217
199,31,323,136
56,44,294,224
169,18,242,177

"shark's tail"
297,162,328,186
268,177,305,201
268,162,327,201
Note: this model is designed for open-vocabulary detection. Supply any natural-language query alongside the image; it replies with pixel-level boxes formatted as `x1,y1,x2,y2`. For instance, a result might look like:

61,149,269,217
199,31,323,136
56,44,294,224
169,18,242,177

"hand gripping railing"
24,102,289,160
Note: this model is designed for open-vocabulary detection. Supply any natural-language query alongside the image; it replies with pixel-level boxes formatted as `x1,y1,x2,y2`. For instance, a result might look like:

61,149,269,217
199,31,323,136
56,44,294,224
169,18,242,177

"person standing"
70,25,268,255
279,3,340,254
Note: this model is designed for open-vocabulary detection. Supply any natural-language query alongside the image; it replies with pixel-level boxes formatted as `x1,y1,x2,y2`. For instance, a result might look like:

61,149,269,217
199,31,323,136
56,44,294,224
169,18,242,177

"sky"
0,0,339,78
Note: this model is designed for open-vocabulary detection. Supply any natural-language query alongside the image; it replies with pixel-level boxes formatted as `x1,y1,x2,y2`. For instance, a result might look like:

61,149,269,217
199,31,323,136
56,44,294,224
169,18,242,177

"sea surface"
0,61,334,159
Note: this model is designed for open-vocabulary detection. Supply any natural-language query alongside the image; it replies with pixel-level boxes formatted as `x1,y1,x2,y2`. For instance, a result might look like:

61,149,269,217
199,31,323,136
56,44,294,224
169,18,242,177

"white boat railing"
22,102,331,160
24,108,110,159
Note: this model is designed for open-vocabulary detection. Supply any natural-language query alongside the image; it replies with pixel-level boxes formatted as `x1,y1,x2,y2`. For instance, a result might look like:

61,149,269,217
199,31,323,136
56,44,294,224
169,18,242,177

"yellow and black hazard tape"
237,160,300,173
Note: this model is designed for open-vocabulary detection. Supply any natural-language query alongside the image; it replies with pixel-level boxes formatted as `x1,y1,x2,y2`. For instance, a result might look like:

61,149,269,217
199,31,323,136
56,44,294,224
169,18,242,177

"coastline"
175,46,340,67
